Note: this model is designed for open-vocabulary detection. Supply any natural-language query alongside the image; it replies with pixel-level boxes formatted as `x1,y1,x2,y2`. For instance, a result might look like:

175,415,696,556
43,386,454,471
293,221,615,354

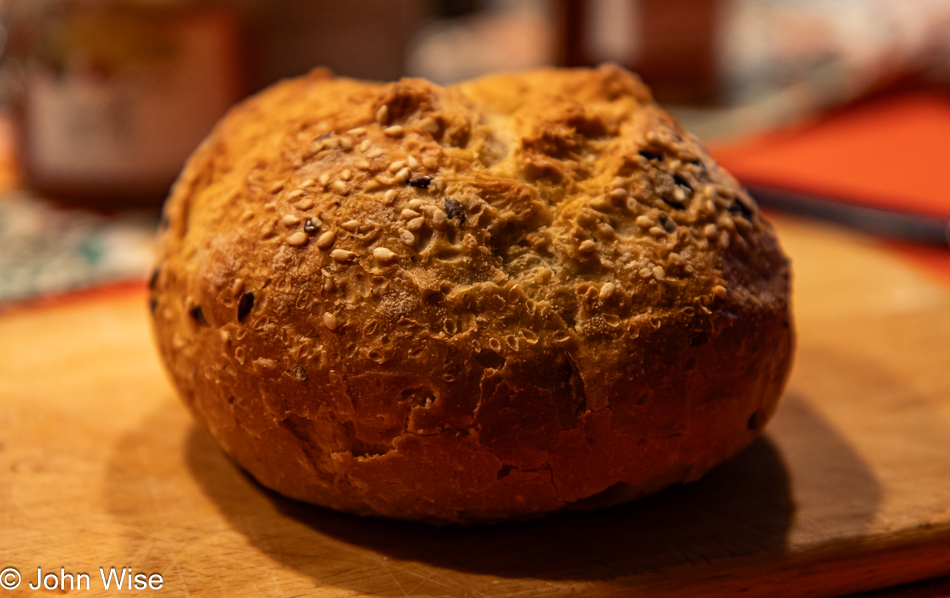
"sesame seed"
383,189,398,204
591,198,612,212
407,156,420,169
269,181,285,194
330,249,354,262
323,312,339,330
653,266,666,280
282,214,300,225
714,284,728,298
649,226,666,237
341,220,359,232
599,282,615,299
611,176,625,187
636,215,655,228
348,127,366,135
603,314,621,327
298,178,315,189
286,189,304,200
425,120,439,134
316,230,336,248
376,105,389,124
355,159,370,170
366,148,383,158
373,247,396,263
718,231,731,248
363,180,381,192
339,169,352,181
673,187,687,202
357,139,371,152
393,167,410,182
400,208,420,220
640,267,653,278
626,197,639,211
407,216,425,231
332,180,348,194
376,174,395,186
704,223,718,238
579,239,596,252
339,137,353,151
431,209,448,228
384,125,404,137
318,173,330,186
408,175,432,189
610,187,629,200
407,199,426,209
287,232,308,246
389,160,406,173
399,229,416,246
295,198,314,210
703,185,717,200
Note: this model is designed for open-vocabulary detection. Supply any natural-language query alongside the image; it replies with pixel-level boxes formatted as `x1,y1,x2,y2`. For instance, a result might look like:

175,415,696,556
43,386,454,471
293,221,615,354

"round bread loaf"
150,65,794,524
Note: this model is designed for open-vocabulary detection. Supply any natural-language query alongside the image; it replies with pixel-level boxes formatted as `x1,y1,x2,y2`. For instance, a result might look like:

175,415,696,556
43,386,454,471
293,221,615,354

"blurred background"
1,0,950,305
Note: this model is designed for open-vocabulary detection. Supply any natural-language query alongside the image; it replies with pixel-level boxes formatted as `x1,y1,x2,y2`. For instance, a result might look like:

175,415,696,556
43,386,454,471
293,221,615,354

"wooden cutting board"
2,217,949,598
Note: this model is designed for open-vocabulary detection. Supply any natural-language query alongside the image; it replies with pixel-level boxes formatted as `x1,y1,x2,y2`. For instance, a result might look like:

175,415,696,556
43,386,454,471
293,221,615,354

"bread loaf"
150,65,794,524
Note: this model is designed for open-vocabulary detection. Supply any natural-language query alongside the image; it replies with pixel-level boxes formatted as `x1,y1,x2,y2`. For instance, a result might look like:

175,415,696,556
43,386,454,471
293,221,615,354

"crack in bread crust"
151,65,794,524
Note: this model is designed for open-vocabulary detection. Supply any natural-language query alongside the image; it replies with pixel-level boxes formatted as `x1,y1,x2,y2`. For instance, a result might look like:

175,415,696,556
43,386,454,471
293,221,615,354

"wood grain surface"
1,217,949,597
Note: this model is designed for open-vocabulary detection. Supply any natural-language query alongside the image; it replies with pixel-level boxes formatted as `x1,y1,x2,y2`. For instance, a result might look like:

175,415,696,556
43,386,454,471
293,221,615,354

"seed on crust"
373,247,396,263
316,230,336,248
287,232,308,246
237,291,255,322
408,175,433,189
330,249,354,262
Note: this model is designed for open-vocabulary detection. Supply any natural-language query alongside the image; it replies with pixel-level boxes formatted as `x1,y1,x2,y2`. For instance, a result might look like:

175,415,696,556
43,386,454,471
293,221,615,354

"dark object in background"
556,0,719,105
8,0,246,209
235,0,425,93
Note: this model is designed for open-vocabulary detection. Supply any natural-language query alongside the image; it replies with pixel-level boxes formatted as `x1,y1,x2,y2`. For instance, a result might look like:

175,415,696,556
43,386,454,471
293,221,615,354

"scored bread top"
151,64,793,523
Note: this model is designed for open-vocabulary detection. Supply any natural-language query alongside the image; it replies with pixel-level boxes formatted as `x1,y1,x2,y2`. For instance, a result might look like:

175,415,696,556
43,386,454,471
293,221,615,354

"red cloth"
712,89,950,285
713,90,950,219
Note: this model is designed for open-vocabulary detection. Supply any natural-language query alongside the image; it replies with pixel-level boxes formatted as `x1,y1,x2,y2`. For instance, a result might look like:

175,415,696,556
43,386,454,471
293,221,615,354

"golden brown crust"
150,65,794,524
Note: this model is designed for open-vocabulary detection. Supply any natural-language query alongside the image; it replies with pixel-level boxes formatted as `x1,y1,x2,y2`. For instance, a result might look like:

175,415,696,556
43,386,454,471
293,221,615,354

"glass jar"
8,0,246,208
